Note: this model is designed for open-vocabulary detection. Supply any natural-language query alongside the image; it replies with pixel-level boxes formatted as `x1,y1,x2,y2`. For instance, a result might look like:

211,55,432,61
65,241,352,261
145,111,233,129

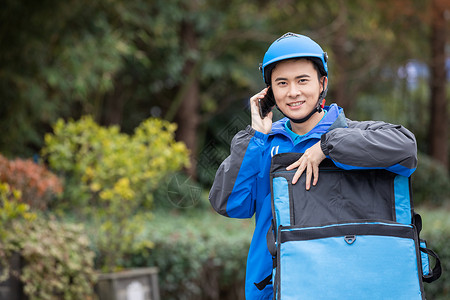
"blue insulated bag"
261,153,441,300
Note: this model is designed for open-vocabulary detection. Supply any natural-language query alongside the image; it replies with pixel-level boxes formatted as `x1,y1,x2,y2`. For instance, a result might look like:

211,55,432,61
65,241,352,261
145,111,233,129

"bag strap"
266,220,276,257
420,246,442,283
254,221,277,291
413,213,423,235
254,274,272,291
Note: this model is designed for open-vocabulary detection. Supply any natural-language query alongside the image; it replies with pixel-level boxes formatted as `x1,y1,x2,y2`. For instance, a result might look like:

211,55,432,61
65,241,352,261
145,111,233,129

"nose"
287,84,300,98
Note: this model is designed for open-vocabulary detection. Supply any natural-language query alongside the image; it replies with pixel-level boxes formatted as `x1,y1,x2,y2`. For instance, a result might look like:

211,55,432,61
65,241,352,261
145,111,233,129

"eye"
277,81,287,86
298,78,308,84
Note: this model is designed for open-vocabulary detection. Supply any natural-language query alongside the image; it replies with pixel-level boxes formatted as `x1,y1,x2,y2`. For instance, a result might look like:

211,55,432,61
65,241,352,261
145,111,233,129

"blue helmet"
260,33,328,85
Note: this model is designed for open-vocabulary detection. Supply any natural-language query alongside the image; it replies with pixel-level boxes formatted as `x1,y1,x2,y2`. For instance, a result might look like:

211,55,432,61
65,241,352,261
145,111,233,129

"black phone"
258,87,276,119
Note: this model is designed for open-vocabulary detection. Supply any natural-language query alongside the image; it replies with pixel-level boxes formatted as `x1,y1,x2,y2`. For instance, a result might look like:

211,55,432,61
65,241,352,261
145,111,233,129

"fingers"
288,157,319,190
286,142,326,189
300,161,314,190
291,162,306,185
250,87,268,119
287,158,304,185
306,163,320,190
305,164,312,190
250,87,273,134
286,159,301,171
312,164,319,187
250,87,269,106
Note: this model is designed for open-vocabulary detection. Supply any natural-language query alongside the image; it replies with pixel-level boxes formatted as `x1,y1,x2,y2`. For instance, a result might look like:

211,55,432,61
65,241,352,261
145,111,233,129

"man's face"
271,59,325,122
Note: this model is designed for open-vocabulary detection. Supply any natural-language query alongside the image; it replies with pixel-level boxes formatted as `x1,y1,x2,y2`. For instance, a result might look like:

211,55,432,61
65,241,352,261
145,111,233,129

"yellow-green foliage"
42,116,189,271
42,116,190,210
0,182,36,240
3,218,97,300
0,182,37,281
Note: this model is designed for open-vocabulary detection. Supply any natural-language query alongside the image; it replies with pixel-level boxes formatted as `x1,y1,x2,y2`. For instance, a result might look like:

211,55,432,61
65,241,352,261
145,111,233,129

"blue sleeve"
209,126,270,218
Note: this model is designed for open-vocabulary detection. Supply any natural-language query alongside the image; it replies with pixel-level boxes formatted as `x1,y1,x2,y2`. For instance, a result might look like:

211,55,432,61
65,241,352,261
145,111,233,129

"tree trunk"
331,2,351,112
101,79,125,126
428,0,448,170
175,20,200,178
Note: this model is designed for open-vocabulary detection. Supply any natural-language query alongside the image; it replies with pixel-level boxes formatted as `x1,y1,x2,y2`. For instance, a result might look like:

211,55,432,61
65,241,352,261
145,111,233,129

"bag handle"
420,247,442,283
414,213,442,283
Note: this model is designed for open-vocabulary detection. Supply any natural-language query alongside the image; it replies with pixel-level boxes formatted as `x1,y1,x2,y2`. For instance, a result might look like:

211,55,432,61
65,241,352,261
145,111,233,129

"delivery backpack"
258,153,441,300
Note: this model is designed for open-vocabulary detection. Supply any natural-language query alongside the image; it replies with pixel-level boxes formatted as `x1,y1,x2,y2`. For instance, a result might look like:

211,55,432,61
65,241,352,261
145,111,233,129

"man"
209,32,417,299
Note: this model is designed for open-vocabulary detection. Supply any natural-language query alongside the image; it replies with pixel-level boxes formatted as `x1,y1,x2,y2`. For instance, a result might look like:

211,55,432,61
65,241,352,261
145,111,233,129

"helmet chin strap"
277,77,328,124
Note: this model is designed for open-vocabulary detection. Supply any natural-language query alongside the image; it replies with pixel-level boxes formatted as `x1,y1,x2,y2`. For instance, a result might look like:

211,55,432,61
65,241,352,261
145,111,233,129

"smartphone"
258,87,276,119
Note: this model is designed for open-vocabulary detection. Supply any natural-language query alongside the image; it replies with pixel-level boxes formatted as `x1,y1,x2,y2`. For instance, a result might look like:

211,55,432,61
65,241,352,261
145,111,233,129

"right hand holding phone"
250,87,273,134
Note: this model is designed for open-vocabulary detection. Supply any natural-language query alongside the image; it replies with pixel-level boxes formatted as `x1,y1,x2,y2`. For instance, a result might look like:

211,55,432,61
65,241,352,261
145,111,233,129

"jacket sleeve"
209,125,269,219
320,119,417,177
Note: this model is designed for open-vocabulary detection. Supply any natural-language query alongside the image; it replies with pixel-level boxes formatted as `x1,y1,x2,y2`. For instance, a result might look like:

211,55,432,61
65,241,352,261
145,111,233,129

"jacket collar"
270,103,347,138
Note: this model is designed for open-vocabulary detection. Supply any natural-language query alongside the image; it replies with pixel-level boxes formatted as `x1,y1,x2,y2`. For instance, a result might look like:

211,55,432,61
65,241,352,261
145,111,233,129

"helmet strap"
277,77,328,124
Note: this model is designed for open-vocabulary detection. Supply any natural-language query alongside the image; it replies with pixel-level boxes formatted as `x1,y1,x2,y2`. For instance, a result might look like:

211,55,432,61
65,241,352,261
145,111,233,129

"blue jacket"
209,104,417,299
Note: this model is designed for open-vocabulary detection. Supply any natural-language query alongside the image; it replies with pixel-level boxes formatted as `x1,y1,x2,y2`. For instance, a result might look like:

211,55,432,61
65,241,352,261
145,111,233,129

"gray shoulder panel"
209,126,255,217
321,120,417,169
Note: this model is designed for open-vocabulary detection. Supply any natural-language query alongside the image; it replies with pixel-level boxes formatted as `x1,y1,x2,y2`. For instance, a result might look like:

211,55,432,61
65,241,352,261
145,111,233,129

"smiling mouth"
287,101,305,107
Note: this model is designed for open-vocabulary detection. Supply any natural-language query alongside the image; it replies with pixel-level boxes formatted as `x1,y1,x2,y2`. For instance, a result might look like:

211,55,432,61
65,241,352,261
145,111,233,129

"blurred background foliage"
0,0,449,299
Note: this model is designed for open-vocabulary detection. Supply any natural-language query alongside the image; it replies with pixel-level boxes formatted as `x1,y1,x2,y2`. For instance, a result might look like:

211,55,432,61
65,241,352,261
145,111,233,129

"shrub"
412,153,450,206
0,154,63,210
0,182,36,238
152,172,207,210
91,211,155,272
121,208,253,300
42,116,190,272
42,116,190,211
0,182,36,281
419,207,450,299
0,162,95,299
0,217,96,300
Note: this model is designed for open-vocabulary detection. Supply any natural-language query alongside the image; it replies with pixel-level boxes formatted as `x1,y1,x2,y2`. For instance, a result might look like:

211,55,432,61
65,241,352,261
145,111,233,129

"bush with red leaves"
0,154,63,210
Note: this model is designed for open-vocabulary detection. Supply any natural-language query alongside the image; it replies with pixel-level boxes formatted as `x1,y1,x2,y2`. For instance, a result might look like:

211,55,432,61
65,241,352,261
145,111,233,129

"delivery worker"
209,32,417,299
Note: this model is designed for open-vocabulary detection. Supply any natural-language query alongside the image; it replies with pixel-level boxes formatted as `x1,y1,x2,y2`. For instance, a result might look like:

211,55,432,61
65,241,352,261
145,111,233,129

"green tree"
428,0,449,170
1,0,448,176
0,0,127,157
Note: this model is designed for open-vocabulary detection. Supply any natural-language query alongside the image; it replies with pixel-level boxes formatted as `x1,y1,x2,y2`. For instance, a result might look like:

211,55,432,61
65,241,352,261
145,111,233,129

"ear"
320,76,328,92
